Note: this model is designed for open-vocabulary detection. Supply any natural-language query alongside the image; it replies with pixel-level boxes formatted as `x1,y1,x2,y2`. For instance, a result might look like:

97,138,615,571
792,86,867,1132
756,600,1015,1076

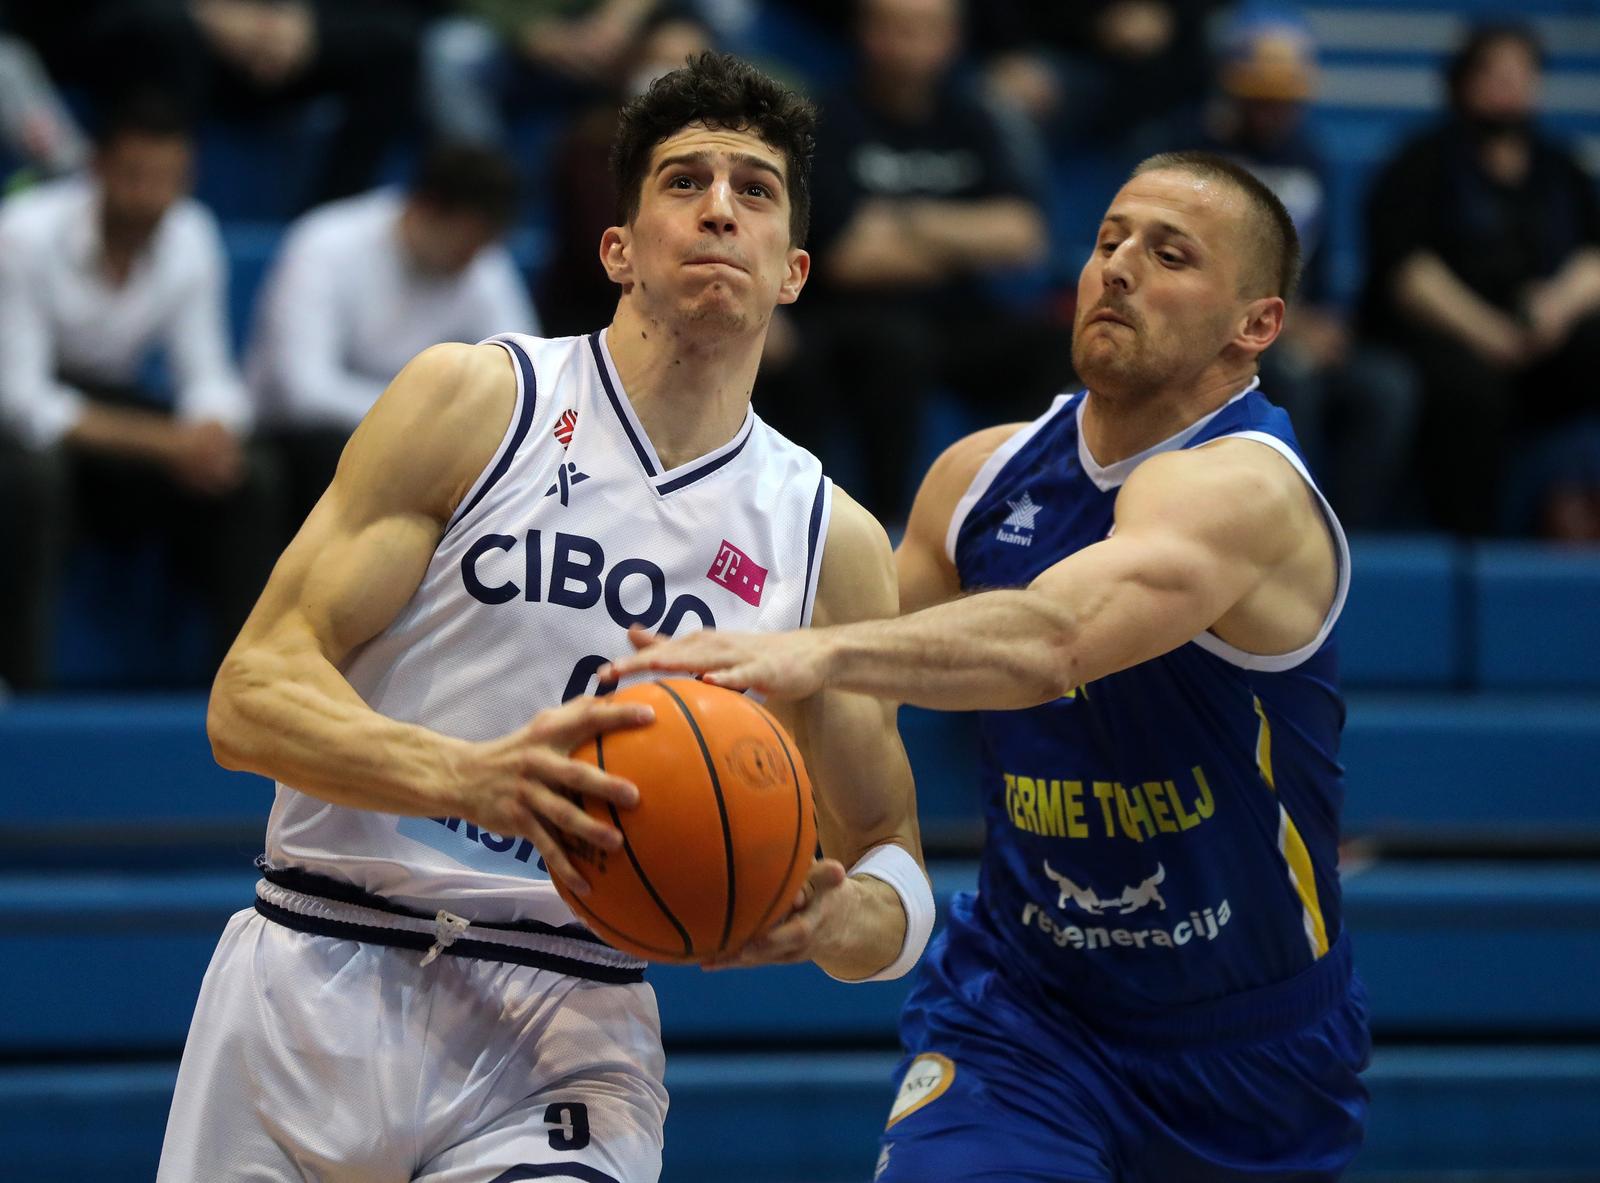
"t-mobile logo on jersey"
707,539,768,607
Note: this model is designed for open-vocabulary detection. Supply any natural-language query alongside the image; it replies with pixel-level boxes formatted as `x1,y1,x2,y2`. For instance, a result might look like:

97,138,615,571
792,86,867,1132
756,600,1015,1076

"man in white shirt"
248,142,538,527
0,92,278,691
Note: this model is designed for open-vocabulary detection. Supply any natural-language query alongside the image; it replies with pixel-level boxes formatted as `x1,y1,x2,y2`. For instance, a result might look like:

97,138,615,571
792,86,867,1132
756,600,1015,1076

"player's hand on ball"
601,624,831,699
466,696,653,895
700,859,854,970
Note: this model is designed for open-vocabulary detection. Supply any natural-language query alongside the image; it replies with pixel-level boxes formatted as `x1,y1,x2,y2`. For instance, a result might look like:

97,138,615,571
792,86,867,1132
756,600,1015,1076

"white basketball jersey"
265,330,832,972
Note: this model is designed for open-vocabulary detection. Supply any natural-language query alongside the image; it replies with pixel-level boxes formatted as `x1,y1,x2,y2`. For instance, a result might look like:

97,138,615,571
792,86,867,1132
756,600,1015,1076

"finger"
531,787,624,851
538,698,655,747
598,627,662,683
606,637,728,679
701,664,761,691
791,859,845,912
814,858,849,888
538,753,640,808
523,817,590,896
745,918,812,961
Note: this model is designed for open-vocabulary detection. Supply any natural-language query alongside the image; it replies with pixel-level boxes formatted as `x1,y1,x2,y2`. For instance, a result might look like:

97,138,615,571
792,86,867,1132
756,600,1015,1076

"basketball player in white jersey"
159,53,932,1182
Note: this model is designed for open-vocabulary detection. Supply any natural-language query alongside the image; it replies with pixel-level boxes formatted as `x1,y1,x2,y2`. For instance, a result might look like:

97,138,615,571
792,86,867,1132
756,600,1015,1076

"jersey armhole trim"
800,474,833,628
1189,430,1351,672
443,335,538,538
943,393,1074,568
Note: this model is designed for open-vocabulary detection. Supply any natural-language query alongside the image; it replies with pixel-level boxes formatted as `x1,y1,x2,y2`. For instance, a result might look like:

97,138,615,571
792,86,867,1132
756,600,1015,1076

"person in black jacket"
1361,22,1600,536
765,0,1069,520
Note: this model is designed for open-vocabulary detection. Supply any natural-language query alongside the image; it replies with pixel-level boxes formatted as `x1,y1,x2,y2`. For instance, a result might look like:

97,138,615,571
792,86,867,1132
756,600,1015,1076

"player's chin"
1072,343,1133,386
680,295,755,333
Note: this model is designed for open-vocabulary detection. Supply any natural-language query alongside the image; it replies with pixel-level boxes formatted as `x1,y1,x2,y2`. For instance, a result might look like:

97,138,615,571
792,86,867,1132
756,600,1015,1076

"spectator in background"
1167,7,1419,530
248,143,536,530
980,0,1228,155
0,16,88,182
0,94,277,691
1362,22,1600,538
539,12,714,337
424,0,662,147
11,0,425,208
778,0,1066,520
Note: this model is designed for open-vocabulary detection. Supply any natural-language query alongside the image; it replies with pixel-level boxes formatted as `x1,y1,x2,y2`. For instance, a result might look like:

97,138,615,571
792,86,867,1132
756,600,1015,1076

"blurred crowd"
2,0,1599,692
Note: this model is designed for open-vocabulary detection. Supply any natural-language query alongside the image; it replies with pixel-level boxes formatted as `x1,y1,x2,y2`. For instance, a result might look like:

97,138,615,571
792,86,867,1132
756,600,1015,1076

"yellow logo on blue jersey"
1002,767,1217,841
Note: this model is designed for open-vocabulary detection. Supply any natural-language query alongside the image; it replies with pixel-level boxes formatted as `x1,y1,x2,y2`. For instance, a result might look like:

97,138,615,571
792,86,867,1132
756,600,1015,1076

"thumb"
628,623,663,652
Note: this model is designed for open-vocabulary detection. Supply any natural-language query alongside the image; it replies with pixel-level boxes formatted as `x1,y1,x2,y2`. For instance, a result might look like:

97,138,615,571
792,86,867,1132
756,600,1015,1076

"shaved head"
1130,151,1301,301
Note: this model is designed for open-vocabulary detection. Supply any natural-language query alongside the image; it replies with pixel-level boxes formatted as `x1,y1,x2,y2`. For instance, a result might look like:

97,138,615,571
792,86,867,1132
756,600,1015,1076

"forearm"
1547,247,1600,320
814,870,910,981
65,402,176,465
1394,252,1512,343
822,589,1074,710
904,200,1046,270
825,234,947,288
209,633,469,818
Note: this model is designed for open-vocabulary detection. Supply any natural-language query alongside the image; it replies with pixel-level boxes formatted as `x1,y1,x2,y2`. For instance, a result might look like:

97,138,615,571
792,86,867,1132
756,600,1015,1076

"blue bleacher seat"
1471,546,1600,691
7,1045,1600,1182
1340,694,1600,837
1341,537,1465,688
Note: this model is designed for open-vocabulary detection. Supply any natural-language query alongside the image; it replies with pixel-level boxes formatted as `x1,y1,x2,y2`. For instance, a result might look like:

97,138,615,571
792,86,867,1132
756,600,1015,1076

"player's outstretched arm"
206,343,646,891
704,491,930,981
607,439,1333,711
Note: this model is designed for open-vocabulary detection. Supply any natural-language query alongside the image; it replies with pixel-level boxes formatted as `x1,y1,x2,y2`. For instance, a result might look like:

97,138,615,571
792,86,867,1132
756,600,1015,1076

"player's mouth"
685,257,748,273
1088,308,1134,329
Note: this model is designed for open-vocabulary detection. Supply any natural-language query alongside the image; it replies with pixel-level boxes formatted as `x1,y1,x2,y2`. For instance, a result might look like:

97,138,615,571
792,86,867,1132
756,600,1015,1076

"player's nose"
1101,242,1136,292
699,178,738,233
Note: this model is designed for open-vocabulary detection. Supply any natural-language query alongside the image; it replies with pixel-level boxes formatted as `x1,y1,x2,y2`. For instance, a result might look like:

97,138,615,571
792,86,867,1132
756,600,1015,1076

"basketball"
553,678,817,963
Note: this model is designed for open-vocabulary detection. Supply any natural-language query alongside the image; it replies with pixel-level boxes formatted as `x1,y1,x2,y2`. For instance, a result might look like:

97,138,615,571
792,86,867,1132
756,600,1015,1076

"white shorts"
158,906,668,1182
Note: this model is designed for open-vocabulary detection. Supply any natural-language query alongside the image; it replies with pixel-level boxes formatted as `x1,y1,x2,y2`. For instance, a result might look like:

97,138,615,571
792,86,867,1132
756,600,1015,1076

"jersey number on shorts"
545,1101,591,1151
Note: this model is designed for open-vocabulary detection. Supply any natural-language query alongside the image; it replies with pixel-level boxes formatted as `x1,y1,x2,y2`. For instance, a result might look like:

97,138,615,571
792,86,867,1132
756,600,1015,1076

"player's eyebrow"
654,150,785,189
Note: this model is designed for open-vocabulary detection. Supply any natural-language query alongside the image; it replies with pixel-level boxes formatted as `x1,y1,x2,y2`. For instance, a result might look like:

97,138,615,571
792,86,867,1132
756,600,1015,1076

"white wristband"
825,842,935,983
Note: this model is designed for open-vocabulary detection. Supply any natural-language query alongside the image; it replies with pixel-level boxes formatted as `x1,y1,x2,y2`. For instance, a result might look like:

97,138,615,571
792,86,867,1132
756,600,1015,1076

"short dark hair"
610,51,816,246
1447,21,1544,112
411,143,520,229
94,89,191,150
1131,150,1302,301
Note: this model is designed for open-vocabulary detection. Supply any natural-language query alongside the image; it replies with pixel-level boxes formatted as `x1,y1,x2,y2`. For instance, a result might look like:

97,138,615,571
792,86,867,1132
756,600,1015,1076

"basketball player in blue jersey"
159,54,933,1182
608,150,1370,1180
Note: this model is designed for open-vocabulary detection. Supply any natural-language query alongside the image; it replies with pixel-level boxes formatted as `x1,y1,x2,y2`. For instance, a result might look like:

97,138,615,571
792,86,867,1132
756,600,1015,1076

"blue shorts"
875,901,1370,1183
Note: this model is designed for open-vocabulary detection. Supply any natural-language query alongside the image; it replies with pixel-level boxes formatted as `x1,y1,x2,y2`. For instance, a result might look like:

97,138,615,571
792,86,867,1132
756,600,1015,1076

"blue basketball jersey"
947,384,1352,1027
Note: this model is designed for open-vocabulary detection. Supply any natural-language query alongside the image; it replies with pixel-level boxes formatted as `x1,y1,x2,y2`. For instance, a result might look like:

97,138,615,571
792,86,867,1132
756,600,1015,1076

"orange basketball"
553,678,817,963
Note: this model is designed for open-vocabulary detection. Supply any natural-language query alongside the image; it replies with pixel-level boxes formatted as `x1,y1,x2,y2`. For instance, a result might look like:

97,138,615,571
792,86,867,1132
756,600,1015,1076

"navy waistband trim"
257,859,613,946
254,899,646,984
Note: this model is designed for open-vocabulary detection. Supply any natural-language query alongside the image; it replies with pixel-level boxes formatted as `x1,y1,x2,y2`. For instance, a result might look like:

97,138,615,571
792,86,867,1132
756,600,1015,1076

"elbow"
1036,633,1085,704
206,652,259,773
1019,602,1085,705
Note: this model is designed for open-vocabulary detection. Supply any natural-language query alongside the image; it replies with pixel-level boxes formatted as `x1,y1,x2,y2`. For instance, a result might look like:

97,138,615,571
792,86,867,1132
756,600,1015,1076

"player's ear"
599,225,633,287
1234,295,1284,356
776,247,810,306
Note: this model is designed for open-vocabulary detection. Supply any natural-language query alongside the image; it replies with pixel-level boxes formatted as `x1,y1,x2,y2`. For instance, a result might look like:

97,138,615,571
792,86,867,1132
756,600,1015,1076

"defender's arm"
609,439,1333,711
